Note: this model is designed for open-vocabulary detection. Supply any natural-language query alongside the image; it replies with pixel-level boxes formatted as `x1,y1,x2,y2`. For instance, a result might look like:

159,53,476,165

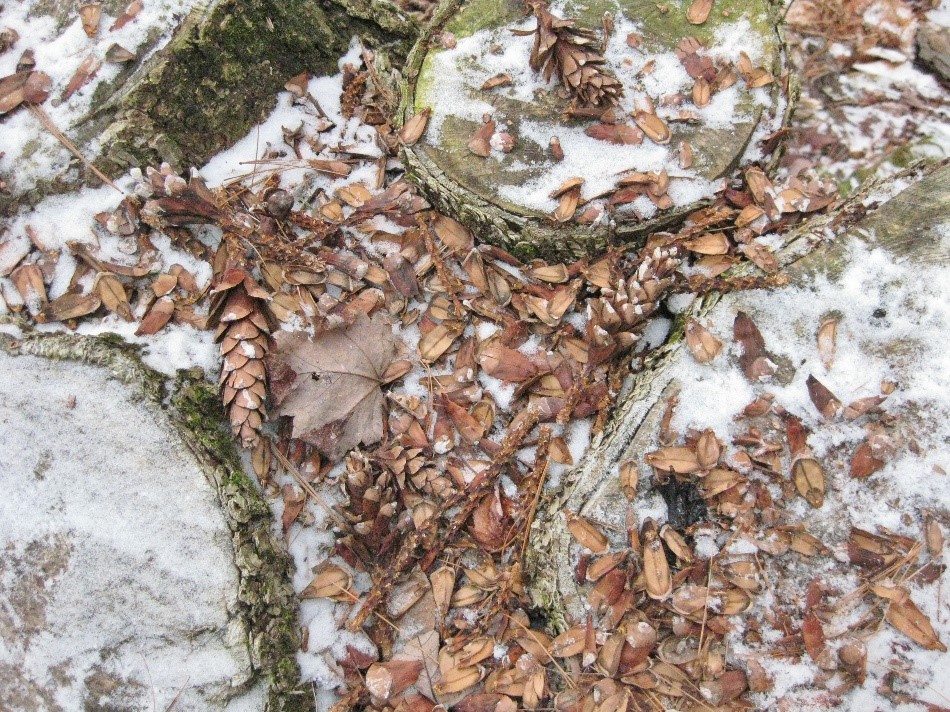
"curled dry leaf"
685,318,722,363
806,374,842,419
817,317,838,369
885,592,947,651
686,0,713,24
268,315,397,460
399,107,431,146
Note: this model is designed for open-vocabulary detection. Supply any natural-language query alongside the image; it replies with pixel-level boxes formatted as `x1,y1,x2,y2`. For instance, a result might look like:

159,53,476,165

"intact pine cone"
211,265,273,448
528,1,623,110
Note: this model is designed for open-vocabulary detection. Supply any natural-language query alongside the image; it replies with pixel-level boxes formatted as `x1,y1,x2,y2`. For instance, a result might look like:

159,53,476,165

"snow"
0,350,263,711
0,0,205,195
420,9,768,213
663,231,950,709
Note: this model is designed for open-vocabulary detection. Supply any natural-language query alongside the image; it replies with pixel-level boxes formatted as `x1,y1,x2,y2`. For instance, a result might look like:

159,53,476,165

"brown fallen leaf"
268,315,397,460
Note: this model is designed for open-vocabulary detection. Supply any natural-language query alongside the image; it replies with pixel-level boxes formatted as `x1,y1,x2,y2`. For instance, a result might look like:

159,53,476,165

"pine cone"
528,1,623,110
211,263,273,448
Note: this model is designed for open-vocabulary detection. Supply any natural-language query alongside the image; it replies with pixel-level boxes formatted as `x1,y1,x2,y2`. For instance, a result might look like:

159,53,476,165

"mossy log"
524,160,950,631
402,0,791,260
0,326,314,712
2,0,418,217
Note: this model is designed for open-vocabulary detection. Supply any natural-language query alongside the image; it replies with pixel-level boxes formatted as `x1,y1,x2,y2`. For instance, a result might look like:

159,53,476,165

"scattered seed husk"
104,43,135,63
686,0,713,24
885,591,947,651
642,519,672,600
817,317,838,369
619,458,639,499
685,318,722,363
566,512,610,554
78,2,101,37
399,108,431,146
792,457,825,508
633,111,671,144
481,73,512,90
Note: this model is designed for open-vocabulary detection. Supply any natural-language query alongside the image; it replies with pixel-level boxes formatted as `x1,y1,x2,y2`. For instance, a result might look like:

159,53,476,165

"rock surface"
0,349,264,711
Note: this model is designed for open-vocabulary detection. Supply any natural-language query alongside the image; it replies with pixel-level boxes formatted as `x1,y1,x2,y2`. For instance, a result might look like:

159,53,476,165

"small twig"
28,104,124,194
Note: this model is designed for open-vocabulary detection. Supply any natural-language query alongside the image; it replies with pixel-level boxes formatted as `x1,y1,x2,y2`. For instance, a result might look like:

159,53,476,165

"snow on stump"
403,0,788,260
0,333,308,711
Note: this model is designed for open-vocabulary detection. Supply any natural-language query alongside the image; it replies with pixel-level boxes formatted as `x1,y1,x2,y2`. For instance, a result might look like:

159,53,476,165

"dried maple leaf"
269,315,396,460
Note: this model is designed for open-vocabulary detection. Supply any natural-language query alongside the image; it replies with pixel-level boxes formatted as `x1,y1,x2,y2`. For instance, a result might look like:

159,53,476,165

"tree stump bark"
402,0,791,260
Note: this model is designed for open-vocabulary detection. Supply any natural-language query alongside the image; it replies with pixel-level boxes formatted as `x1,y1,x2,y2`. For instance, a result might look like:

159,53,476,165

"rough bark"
524,160,950,631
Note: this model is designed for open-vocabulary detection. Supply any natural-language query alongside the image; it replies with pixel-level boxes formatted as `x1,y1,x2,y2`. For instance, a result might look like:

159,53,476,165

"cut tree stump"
524,160,950,631
0,328,313,712
402,0,790,260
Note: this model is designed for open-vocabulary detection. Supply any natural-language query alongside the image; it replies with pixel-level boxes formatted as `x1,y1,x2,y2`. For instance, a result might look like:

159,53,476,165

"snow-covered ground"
1,0,949,709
